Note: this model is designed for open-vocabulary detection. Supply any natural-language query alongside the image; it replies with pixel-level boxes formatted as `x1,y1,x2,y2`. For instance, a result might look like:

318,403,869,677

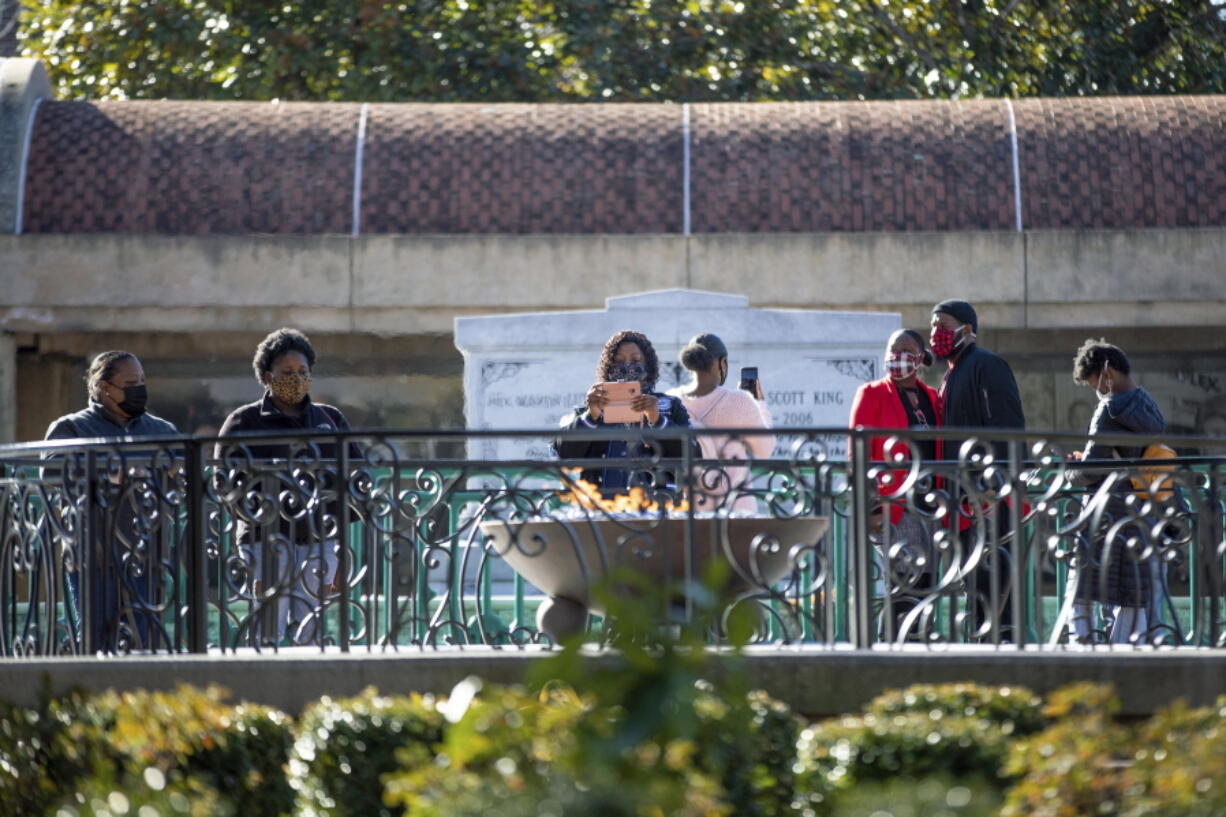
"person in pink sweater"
667,333,774,513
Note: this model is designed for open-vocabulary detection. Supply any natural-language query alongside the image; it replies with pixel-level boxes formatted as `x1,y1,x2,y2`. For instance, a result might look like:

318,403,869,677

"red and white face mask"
885,351,920,380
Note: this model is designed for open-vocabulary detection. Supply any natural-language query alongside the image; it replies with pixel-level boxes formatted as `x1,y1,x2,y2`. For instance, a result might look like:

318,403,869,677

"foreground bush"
1003,685,1226,817
6,675,1226,816
80,686,294,817
795,711,1014,813
112,689,292,816
1130,695,1226,816
0,685,293,817
48,769,230,817
865,682,1046,735
381,680,731,817
795,683,1042,815
1000,683,1130,817
693,684,804,817
0,689,105,817
289,687,444,817
827,775,1001,817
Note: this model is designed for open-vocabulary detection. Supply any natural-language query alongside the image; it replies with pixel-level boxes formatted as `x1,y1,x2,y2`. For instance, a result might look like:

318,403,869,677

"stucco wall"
5,227,1225,442
3,228,1224,334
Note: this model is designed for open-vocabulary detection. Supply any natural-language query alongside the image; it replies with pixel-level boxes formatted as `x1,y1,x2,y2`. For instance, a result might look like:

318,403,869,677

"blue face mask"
609,362,648,384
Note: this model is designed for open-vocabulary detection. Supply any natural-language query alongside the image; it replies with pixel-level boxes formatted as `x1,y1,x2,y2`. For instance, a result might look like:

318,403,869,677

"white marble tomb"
453,289,900,461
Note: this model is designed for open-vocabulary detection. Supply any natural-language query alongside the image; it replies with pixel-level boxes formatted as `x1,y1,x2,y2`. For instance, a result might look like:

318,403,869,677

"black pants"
69,559,154,652
960,511,1015,642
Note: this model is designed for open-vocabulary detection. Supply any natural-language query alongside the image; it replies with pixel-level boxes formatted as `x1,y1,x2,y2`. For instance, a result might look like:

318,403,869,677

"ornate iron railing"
1,427,1223,655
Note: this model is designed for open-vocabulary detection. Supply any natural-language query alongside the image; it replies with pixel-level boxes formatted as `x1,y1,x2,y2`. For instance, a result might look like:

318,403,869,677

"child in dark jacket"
1069,339,1167,645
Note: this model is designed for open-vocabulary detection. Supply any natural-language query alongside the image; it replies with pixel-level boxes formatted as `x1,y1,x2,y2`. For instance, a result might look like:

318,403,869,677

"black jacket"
939,344,1026,431
939,344,1025,461
1075,388,1167,608
551,392,695,494
42,404,181,558
214,393,355,544
215,393,352,459
1082,388,1166,463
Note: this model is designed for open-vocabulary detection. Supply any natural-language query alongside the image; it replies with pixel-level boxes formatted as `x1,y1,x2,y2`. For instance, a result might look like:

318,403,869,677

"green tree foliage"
20,0,1226,102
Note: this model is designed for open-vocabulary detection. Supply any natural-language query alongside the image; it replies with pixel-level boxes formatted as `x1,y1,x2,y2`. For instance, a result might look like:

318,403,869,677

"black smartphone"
738,366,759,395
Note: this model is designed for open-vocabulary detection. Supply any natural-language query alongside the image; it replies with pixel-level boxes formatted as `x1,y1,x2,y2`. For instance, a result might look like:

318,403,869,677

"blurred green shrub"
1000,683,1131,817
865,682,1046,735
693,684,804,817
0,688,108,817
47,767,230,817
1003,685,1226,817
289,686,444,817
1129,694,1226,816
828,774,1001,817
796,683,1041,815
381,680,732,817
0,684,292,817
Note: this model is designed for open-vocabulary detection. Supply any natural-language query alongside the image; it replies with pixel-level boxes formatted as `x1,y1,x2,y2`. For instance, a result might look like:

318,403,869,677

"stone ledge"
3,645,1224,717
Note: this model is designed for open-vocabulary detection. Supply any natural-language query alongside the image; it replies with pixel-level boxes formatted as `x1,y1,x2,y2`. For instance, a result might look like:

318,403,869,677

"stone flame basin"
480,515,830,640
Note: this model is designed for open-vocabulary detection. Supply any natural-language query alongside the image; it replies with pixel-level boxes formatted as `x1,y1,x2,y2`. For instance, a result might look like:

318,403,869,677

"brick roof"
20,97,1226,234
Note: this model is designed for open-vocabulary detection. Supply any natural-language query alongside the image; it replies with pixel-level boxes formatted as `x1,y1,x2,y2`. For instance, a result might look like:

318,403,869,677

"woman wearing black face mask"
45,350,178,440
552,329,693,495
44,350,179,653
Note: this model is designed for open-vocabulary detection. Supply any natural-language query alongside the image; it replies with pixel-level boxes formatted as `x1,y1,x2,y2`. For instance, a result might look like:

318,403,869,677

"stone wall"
4,228,1223,335
5,229,1225,442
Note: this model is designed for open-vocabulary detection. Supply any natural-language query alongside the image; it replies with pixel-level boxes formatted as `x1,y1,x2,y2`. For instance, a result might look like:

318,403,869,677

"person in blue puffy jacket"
1068,338,1167,645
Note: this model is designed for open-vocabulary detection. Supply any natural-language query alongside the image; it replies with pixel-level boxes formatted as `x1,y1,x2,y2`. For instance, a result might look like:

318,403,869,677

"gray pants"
1068,559,1164,645
245,541,340,644
873,512,936,640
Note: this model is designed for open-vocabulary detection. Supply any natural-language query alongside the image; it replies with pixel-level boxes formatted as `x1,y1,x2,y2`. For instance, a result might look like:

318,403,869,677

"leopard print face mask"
268,372,310,405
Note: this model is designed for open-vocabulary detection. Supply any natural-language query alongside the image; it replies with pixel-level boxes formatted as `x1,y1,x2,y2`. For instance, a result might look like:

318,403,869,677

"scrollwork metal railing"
1,426,1223,656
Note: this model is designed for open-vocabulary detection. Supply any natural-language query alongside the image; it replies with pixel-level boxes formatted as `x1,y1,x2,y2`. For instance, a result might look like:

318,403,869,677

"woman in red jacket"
849,328,943,640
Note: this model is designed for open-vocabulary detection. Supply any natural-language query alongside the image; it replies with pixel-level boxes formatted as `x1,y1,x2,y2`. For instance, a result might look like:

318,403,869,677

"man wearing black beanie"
930,298,1025,642
929,299,1024,431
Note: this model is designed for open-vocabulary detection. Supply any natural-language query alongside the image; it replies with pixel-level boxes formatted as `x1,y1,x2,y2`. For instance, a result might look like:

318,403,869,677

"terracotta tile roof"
20,97,1226,234
22,100,359,234
690,100,1015,231
360,103,682,233
1013,97,1226,229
